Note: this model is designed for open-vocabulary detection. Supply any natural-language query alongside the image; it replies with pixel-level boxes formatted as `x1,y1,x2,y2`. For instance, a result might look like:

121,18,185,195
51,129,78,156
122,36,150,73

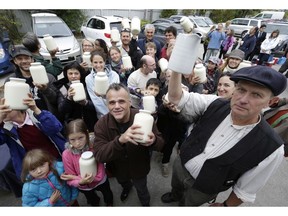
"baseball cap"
11,45,32,58
230,65,287,96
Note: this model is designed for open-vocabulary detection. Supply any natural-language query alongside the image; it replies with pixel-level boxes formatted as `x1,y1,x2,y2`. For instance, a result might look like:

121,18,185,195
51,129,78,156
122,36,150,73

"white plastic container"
4,78,30,110
180,17,194,33
94,72,109,95
70,80,86,102
111,27,120,42
131,16,141,35
168,33,201,74
29,62,49,85
122,55,133,69
133,110,154,143
158,58,169,72
43,34,57,51
193,63,207,83
143,95,156,113
122,18,130,29
79,151,97,178
82,52,92,68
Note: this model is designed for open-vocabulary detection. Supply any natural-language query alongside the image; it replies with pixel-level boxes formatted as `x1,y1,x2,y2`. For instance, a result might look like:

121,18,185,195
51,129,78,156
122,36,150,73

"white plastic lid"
30,62,41,66
81,151,93,159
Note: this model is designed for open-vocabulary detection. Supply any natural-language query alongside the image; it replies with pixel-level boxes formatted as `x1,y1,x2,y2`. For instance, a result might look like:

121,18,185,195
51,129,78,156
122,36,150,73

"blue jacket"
0,110,66,178
22,161,79,206
137,38,162,59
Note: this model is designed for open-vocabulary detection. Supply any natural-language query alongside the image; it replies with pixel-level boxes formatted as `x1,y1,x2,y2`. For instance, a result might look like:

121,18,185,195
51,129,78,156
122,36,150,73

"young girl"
61,119,113,206
21,149,79,207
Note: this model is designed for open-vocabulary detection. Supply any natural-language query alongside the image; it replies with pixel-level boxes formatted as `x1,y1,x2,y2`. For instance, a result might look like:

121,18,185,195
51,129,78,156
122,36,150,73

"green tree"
0,10,22,42
160,9,178,18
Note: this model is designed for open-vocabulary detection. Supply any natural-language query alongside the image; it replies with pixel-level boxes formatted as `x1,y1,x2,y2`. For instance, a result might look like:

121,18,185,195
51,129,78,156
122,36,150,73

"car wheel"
241,31,248,39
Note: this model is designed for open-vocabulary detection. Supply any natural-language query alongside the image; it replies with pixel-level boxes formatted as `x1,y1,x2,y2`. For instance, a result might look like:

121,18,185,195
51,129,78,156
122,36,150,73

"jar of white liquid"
168,33,201,75
122,55,133,69
29,62,49,85
70,80,86,102
94,72,109,95
143,95,156,113
131,16,141,35
79,151,97,178
194,63,207,83
4,78,30,110
43,34,57,51
122,18,130,29
82,52,92,68
111,27,120,42
158,58,168,72
133,110,154,143
180,17,194,33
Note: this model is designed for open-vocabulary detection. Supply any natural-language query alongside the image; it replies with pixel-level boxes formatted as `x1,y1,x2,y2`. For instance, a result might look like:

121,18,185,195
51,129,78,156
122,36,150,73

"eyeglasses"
121,28,131,33
83,44,93,47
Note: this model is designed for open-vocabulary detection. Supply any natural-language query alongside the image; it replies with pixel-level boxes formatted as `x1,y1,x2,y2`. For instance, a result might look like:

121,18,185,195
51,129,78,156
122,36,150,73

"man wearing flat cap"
161,65,287,206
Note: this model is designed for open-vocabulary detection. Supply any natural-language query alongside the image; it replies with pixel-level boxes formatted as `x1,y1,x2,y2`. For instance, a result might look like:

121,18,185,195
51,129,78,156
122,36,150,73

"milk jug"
131,16,141,35
111,27,120,42
133,110,154,143
142,95,156,113
79,151,97,178
193,63,207,83
4,78,30,110
122,18,130,29
158,58,168,72
29,62,49,85
168,33,201,74
43,34,57,51
122,54,133,69
94,72,109,95
82,52,92,68
180,17,194,33
70,80,86,102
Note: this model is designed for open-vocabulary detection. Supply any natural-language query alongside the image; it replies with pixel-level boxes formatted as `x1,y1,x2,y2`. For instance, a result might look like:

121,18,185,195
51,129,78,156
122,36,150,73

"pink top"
62,149,107,190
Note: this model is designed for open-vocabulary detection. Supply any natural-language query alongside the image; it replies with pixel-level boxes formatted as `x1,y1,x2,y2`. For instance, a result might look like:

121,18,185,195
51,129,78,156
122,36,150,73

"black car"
138,22,184,47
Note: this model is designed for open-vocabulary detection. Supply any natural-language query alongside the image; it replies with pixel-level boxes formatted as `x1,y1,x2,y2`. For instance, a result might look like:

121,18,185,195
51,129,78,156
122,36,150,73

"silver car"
229,18,266,38
32,13,81,65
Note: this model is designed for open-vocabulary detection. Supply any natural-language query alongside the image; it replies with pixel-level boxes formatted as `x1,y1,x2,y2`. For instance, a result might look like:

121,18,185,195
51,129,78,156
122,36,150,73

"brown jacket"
94,108,164,179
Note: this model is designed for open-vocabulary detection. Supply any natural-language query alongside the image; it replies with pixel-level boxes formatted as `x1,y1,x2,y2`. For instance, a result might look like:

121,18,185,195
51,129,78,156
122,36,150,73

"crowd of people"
0,19,287,207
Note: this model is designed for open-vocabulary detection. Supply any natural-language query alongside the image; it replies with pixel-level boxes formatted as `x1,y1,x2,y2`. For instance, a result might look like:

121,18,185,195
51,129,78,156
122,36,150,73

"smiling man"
93,83,164,206
161,65,287,206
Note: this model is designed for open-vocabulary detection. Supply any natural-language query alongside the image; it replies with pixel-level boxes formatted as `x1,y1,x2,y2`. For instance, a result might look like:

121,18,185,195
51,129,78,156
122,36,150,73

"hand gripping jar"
43,34,57,51
70,80,86,102
193,63,207,83
29,62,49,85
82,52,92,68
133,110,154,143
94,72,109,95
4,78,30,110
79,151,97,178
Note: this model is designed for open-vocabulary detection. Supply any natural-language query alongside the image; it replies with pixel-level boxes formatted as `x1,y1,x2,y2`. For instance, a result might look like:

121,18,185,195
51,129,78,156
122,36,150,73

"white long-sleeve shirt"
260,37,280,54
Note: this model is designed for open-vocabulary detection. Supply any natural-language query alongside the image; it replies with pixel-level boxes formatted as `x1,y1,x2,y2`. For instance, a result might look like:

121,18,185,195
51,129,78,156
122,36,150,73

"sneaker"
161,163,169,177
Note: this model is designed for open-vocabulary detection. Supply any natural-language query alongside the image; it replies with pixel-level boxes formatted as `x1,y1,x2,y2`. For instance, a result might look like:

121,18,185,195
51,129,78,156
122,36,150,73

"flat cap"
208,56,220,65
11,45,32,58
228,49,244,61
230,65,287,96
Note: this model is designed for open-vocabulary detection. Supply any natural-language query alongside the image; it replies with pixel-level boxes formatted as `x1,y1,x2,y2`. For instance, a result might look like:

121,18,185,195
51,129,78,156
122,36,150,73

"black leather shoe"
161,192,178,203
120,186,132,202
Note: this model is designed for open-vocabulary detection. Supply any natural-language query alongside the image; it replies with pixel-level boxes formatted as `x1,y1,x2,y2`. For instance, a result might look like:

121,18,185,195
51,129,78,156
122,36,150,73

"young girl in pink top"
61,119,113,206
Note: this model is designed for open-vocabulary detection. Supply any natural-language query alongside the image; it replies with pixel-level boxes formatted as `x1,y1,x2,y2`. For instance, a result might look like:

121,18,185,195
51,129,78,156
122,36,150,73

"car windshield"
265,23,288,35
35,22,72,37
193,18,210,27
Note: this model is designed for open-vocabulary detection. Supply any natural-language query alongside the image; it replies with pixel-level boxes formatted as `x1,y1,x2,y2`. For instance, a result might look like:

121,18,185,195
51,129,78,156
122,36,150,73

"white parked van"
252,11,285,20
